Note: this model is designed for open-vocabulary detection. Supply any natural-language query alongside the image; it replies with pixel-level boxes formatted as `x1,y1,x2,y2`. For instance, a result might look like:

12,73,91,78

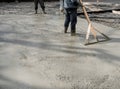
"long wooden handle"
79,0,97,39
79,0,90,23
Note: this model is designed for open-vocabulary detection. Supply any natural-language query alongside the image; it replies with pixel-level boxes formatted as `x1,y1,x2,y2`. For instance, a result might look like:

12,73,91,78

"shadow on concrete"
0,36,120,66
109,37,120,43
0,33,120,89
0,73,57,89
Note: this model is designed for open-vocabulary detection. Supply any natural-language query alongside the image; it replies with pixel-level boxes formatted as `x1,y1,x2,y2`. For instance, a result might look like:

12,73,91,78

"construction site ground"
0,1,120,89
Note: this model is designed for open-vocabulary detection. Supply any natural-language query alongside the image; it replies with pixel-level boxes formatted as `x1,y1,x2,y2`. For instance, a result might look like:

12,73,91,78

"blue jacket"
60,0,80,9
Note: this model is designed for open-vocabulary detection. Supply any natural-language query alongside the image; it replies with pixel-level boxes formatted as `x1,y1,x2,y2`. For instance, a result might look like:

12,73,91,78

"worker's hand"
60,8,64,13
61,9,64,12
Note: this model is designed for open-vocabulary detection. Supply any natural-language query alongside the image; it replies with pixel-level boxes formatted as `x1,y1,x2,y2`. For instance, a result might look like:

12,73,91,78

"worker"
34,0,46,14
60,0,80,36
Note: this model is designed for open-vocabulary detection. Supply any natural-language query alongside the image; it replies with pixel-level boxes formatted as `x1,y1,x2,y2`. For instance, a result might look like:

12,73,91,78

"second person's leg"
39,0,46,14
34,0,39,14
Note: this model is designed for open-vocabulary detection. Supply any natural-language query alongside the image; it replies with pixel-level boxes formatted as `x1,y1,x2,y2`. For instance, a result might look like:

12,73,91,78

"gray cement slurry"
0,14,120,89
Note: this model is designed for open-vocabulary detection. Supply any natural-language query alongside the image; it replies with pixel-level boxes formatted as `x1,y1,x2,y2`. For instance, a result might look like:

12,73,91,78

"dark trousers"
34,0,45,11
64,8,77,33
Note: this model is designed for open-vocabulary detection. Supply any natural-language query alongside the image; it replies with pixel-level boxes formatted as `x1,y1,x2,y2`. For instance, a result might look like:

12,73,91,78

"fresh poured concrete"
0,14,120,89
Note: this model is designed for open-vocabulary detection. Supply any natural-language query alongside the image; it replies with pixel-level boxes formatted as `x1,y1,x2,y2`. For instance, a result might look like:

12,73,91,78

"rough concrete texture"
0,14,120,89
0,2,120,89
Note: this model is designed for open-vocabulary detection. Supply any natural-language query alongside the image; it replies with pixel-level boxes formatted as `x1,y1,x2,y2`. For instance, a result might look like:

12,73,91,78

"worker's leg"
34,0,39,14
70,8,77,36
64,9,70,33
39,0,46,14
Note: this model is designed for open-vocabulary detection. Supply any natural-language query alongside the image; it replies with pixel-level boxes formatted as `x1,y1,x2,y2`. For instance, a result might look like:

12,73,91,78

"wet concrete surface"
0,1,120,89
0,2,119,29
0,2,60,15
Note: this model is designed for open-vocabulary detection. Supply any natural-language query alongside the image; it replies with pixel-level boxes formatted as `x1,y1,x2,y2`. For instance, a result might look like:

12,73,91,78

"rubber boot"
71,29,76,36
42,8,46,14
64,27,68,33
35,10,37,14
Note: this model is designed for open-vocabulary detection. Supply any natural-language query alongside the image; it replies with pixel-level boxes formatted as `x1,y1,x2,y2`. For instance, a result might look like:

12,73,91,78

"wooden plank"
77,9,120,15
